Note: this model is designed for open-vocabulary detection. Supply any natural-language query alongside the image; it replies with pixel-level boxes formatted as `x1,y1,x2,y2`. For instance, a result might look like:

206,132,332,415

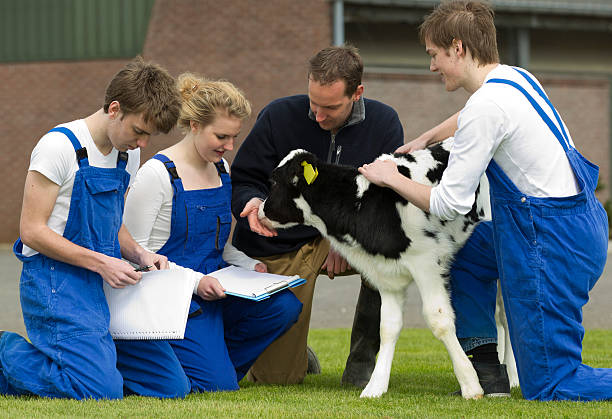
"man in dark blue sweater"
231,45,404,386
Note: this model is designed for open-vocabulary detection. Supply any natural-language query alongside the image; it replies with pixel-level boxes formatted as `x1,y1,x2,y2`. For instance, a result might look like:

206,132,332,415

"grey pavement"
1,244,612,336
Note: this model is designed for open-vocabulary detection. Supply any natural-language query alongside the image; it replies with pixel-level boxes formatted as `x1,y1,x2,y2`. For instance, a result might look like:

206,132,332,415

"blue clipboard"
209,265,307,301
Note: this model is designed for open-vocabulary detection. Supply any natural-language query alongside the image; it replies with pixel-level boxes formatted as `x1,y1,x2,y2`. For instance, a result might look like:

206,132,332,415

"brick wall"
140,0,332,164
0,0,331,243
543,77,610,200
0,60,129,243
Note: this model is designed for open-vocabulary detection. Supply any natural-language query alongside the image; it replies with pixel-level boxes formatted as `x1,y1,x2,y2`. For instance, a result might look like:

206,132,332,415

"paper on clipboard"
103,269,195,340
209,265,306,301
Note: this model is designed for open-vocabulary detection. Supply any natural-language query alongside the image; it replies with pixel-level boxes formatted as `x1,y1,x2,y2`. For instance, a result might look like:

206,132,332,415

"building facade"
0,0,610,242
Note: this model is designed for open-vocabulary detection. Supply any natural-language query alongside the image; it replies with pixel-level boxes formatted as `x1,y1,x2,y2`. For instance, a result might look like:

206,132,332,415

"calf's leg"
412,268,484,399
360,288,404,398
495,285,519,388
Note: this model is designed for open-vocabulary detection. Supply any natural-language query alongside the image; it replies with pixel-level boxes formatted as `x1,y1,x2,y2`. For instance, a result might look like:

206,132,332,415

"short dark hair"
420,1,499,65
103,56,180,134
308,45,363,97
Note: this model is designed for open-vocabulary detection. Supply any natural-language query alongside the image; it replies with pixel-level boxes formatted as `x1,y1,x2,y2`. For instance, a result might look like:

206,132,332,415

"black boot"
453,361,511,397
341,280,381,388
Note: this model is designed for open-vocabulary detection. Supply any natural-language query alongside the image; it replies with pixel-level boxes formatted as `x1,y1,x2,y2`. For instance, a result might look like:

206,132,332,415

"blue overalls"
0,128,189,399
450,221,498,352
452,68,612,401
153,154,301,392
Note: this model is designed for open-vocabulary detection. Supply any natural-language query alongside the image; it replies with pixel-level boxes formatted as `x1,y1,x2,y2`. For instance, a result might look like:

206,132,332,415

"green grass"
1,328,611,418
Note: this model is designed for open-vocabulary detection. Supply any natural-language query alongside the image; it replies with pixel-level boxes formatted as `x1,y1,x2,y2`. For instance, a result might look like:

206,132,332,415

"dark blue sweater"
231,94,404,257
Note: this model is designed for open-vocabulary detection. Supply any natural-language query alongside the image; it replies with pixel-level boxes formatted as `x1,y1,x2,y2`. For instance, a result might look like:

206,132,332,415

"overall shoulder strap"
153,154,185,193
486,77,570,152
116,151,128,170
512,67,570,146
48,127,89,168
214,160,232,187
214,161,228,175
48,126,129,170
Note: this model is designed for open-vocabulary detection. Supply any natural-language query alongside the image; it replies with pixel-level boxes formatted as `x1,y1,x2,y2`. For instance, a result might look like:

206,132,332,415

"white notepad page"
103,269,196,340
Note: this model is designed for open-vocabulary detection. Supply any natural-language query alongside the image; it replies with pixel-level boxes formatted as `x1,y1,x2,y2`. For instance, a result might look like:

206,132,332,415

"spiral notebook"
103,269,195,340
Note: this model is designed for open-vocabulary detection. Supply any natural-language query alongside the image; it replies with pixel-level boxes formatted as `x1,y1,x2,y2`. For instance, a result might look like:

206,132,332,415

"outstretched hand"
240,197,277,237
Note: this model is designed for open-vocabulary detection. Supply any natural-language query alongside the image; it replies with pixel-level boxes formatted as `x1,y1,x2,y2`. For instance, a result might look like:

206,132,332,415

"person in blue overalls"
122,73,302,392
359,1,612,401
0,58,191,400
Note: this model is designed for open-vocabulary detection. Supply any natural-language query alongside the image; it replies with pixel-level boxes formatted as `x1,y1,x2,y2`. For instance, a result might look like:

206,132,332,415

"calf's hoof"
360,380,387,398
507,365,519,388
341,361,373,389
453,362,510,398
462,390,484,400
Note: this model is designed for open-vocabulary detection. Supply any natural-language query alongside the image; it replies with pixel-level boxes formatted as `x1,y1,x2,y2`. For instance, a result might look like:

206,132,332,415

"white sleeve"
222,242,261,270
164,261,205,295
125,149,141,187
429,99,506,220
28,132,75,186
123,160,172,251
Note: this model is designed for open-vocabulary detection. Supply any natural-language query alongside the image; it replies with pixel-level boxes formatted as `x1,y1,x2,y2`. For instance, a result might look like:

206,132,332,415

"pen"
134,265,153,272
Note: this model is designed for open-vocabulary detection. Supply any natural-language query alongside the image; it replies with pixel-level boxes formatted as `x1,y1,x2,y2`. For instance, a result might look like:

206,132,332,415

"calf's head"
259,149,319,229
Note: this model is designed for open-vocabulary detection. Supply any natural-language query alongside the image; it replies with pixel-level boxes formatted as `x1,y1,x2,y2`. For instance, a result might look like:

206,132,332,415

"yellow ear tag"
301,161,318,185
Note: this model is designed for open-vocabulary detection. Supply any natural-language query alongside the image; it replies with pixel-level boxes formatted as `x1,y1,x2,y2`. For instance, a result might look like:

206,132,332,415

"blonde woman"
123,73,302,392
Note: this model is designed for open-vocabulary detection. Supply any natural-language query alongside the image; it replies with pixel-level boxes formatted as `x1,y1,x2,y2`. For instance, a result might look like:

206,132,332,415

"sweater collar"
308,96,366,132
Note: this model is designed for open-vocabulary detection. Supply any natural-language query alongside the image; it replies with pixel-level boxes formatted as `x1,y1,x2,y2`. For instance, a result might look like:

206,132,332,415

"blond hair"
104,56,180,134
176,73,251,132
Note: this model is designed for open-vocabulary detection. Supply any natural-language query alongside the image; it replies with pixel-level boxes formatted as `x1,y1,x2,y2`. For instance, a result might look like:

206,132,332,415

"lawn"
1,328,611,418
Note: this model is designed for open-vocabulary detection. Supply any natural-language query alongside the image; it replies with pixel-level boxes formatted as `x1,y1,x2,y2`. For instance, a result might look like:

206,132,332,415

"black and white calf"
259,139,509,399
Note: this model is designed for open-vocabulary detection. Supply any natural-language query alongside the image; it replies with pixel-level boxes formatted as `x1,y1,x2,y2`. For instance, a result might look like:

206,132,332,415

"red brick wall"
543,77,610,200
0,60,129,243
0,0,331,243
140,0,332,164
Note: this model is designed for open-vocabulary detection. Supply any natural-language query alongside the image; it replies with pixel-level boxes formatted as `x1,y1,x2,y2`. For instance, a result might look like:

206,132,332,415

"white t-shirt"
430,64,580,220
123,157,261,293
23,119,140,256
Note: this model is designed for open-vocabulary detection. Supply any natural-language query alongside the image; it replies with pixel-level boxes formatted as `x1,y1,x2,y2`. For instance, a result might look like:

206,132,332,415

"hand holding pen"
136,252,169,271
